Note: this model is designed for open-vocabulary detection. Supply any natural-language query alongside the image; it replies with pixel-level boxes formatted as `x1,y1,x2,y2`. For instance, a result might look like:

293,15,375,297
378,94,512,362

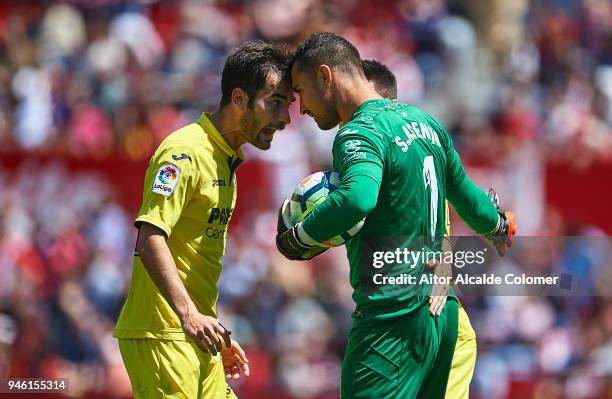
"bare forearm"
137,225,195,320
134,221,230,355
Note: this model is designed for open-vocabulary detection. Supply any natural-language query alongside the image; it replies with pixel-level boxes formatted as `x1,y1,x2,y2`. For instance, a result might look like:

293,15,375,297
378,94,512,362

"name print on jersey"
395,121,442,152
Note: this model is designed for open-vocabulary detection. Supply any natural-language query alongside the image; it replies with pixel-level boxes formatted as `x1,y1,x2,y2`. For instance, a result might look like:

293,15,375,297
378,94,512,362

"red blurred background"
1,1,612,398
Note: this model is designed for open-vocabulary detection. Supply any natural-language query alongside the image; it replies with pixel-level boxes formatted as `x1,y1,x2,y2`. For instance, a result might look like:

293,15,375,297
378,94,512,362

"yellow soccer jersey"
114,113,243,341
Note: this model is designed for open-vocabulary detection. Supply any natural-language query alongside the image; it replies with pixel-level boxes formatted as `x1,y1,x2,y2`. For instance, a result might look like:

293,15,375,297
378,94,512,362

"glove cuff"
484,211,507,238
280,198,293,228
296,223,320,247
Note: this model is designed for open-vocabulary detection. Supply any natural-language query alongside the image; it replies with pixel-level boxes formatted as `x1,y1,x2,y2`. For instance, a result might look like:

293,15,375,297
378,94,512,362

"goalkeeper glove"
276,198,327,261
483,188,517,257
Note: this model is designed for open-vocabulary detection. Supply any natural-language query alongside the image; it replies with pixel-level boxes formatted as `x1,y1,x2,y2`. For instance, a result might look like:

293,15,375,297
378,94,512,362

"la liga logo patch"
152,163,180,197
158,165,178,184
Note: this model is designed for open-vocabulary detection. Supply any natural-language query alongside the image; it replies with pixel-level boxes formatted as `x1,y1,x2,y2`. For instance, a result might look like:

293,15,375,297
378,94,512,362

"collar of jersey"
197,112,245,161
351,98,390,119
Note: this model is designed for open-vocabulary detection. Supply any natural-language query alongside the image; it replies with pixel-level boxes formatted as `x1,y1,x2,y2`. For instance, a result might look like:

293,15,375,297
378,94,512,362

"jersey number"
423,156,438,239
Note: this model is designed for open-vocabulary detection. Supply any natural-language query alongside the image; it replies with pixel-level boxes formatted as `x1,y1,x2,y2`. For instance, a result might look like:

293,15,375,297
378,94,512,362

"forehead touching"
255,71,294,103
290,61,311,94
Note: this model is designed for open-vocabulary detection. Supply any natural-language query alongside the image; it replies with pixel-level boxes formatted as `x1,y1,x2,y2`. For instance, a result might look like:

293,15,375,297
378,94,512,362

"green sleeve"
433,118,466,187
447,175,499,235
301,124,385,243
433,119,499,235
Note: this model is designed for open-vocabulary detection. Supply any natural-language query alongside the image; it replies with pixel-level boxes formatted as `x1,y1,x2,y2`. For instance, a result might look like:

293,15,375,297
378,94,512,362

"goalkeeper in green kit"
277,33,516,398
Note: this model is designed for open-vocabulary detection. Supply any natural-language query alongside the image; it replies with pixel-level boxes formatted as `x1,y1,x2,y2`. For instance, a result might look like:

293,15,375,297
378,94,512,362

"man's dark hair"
291,32,363,75
220,41,292,107
362,59,397,99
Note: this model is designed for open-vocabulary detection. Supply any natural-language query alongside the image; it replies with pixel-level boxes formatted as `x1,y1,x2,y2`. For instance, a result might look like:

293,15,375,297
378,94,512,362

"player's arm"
276,125,384,260
302,125,385,241
446,175,497,234
136,223,231,355
439,122,516,256
300,173,379,240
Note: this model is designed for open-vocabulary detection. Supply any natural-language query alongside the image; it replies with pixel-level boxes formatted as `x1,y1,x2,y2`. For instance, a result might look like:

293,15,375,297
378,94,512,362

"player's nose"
299,99,308,116
279,105,290,125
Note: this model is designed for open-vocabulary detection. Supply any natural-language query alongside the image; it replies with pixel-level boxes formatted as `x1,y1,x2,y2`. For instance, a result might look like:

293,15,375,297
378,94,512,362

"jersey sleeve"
135,146,198,237
446,175,499,235
332,121,386,181
434,121,467,187
300,122,386,243
433,120,499,234
432,121,499,235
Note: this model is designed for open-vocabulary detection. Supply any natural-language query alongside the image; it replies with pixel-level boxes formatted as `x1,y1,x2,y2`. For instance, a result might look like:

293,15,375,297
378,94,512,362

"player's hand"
427,237,452,316
276,225,326,260
484,188,517,257
180,309,231,356
221,339,250,380
429,291,448,316
276,200,327,261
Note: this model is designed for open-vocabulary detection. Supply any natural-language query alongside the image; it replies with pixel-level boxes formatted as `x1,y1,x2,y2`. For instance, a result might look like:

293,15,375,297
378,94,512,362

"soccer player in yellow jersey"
363,59,478,399
114,41,294,399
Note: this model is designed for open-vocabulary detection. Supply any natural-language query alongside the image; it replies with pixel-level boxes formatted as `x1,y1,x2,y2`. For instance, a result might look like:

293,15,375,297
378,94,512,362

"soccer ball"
286,171,364,247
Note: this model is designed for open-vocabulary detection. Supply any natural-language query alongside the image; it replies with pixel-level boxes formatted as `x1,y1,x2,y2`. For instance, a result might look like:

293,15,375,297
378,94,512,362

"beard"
252,128,274,150
312,97,340,130
239,108,257,137
316,113,340,130
240,109,275,150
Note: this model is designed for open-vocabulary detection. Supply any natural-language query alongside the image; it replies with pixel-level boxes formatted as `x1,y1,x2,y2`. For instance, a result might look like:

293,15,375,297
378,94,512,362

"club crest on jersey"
152,163,180,197
344,140,361,152
343,139,366,162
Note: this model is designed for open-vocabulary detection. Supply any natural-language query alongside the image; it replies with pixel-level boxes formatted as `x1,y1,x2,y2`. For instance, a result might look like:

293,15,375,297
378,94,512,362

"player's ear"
318,65,332,89
231,88,249,111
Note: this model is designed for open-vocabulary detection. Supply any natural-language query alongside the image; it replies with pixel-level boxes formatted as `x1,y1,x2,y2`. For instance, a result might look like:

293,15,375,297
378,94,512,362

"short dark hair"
291,32,363,75
362,59,397,99
220,41,292,107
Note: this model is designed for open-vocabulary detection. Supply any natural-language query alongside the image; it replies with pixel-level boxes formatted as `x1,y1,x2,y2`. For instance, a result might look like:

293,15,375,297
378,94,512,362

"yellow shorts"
445,304,477,399
118,338,237,399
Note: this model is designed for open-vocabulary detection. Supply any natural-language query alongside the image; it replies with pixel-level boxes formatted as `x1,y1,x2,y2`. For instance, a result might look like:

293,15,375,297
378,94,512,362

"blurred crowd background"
1,0,612,398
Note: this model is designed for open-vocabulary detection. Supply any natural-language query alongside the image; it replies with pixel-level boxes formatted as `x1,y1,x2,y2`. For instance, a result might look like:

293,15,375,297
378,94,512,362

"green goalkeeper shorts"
341,298,458,399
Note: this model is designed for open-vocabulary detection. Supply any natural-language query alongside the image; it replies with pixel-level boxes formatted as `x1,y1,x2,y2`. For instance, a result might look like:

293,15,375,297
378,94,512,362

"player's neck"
209,107,247,150
335,77,382,126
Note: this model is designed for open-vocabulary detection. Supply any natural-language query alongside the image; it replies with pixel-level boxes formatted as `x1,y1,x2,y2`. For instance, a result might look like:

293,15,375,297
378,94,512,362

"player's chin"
254,129,276,149
315,115,339,130
253,137,273,150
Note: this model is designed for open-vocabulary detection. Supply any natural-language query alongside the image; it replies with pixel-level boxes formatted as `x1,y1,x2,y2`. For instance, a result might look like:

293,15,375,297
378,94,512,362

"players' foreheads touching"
220,41,293,108
290,32,364,77
362,59,397,100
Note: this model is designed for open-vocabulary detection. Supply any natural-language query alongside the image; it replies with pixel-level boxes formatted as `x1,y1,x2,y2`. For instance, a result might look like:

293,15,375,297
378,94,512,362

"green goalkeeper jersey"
301,99,499,317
